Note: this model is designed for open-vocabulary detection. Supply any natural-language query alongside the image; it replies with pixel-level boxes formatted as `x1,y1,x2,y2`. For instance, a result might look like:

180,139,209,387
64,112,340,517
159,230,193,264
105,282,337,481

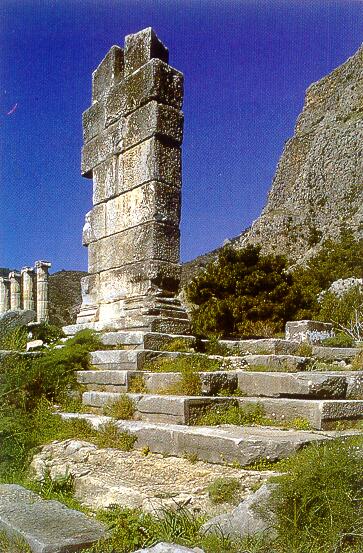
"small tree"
186,245,305,338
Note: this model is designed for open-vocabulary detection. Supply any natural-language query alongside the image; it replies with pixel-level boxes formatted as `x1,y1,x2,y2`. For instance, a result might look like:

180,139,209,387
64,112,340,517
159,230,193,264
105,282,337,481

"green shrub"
318,284,363,342
296,342,313,357
208,477,241,504
144,354,224,373
186,245,306,338
30,323,65,344
128,374,147,393
266,437,363,553
103,394,136,420
0,325,28,351
95,421,137,451
64,329,103,351
322,333,354,348
163,338,195,352
195,403,266,426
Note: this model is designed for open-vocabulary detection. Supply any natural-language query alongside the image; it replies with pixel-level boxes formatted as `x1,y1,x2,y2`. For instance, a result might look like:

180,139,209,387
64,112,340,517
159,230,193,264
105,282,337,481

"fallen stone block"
237,371,347,399
0,484,107,553
201,483,276,538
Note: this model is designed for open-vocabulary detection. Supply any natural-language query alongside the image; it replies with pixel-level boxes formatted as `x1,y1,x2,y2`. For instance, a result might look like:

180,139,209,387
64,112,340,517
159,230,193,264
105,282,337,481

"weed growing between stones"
103,394,136,420
207,477,241,504
163,337,195,352
95,421,137,451
128,374,147,393
351,349,363,370
195,403,267,426
296,342,313,357
144,353,225,373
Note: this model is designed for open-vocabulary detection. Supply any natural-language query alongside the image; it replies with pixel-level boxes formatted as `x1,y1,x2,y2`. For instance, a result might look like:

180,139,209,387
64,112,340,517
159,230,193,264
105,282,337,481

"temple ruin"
0,261,51,322
75,27,190,334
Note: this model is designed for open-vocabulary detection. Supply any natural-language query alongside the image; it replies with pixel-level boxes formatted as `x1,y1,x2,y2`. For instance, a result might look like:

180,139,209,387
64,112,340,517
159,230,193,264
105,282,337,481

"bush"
318,284,363,342
103,394,136,420
186,245,306,338
208,477,241,504
30,323,65,344
266,437,363,552
322,333,354,348
0,325,28,351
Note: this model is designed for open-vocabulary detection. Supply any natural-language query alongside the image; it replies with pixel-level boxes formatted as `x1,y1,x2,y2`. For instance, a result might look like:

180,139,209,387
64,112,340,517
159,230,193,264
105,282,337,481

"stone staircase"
62,331,363,466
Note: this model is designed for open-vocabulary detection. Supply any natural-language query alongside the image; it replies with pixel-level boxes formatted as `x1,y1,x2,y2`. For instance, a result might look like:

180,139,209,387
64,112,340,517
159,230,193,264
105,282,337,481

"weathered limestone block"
286,320,334,343
92,45,124,103
9,271,21,311
124,27,169,76
92,156,120,205
123,137,181,191
21,267,35,311
0,277,10,313
104,182,180,237
0,484,107,553
81,121,123,178
82,204,106,246
123,100,183,151
105,59,183,125
88,222,179,273
83,102,106,143
98,261,181,304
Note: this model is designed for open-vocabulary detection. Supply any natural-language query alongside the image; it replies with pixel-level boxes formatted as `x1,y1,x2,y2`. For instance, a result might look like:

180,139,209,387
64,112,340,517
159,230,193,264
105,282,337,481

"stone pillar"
0,277,10,313
77,27,189,333
9,271,21,311
35,261,51,322
21,267,35,311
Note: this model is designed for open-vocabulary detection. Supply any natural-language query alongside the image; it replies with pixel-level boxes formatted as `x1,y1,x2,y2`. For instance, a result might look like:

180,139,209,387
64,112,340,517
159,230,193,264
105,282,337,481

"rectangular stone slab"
237,371,347,399
61,413,351,466
0,484,106,553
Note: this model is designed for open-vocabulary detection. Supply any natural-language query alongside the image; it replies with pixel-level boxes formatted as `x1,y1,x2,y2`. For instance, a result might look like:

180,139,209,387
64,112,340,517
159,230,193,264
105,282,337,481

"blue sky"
0,0,362,273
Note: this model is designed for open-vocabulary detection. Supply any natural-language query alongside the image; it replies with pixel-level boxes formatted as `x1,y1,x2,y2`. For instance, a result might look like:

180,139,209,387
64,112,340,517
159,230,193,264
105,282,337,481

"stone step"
239,354,311,372
77,369,355,400
236,397,363,430
99,331,145,349
0,484,107,553
82,390,363,429
311,346,360,362
60,412,358,466
218,338,301,356
82,391,236,424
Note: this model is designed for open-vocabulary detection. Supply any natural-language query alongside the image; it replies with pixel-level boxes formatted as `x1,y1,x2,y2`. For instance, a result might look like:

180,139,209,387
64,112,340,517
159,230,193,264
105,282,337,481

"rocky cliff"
237,45,363,262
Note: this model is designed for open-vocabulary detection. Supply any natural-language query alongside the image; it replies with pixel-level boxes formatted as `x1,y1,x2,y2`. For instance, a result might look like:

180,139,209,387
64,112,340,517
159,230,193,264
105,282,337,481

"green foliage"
202,336,230,356
163,338,195,352
322,333,354,348
103,394,136,420
95,421,137,451
351,350,363,371
30,323,65,344
144,353,224,373
195,403,267,426
207,477,241,504
0,531,32,553
64,329,103,351
266,437,363,553
186,245,306,338
319,285,363,342
296,342,313,357
0,326,28,351
292,230,363,319
128,374,147,393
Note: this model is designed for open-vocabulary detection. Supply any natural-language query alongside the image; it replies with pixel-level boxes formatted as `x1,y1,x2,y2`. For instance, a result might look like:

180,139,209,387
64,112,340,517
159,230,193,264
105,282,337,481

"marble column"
35,261,51,322
21,267,35,311
0,277,10,313
9,271,21,311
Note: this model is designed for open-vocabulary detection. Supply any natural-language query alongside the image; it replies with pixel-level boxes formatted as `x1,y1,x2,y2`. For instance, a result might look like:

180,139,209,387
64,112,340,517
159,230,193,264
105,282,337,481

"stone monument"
76,28,190,334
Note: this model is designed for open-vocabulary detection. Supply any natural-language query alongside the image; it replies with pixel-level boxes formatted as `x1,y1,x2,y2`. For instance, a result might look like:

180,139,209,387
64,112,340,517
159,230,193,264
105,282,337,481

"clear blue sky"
0,0,362,273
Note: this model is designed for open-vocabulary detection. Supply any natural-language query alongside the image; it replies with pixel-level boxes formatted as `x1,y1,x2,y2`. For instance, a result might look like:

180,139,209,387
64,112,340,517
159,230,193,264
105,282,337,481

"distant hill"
49,270,86,327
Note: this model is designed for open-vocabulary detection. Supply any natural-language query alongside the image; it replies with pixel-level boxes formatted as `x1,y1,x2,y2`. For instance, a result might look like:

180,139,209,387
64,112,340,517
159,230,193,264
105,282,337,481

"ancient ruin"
0,261,51,322
75,28,189,334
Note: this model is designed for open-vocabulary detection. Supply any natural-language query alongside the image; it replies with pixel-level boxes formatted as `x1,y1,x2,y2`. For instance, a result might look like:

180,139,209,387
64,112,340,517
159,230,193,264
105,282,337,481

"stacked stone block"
0,261,51,322
77,28,189,333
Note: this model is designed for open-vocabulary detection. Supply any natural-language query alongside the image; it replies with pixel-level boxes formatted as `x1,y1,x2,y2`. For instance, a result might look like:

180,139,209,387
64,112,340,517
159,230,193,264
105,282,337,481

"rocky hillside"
237,45,363,262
